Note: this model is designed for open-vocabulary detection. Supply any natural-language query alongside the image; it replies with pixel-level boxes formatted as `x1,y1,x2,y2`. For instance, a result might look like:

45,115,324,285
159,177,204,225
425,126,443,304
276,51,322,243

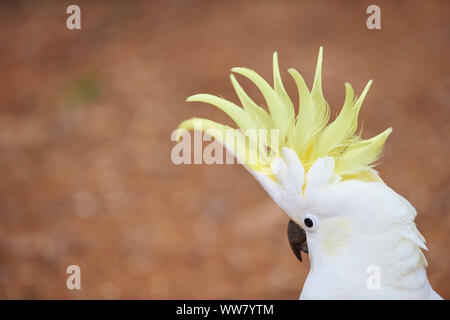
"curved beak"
287,220,308,262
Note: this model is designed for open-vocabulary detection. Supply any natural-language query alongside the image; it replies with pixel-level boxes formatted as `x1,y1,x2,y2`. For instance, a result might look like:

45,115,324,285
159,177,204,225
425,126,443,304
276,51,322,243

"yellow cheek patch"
320,217,352,255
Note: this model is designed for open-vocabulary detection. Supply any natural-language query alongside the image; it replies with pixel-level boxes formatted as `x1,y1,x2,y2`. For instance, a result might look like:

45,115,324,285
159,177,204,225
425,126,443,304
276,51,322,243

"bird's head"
176,47,395,263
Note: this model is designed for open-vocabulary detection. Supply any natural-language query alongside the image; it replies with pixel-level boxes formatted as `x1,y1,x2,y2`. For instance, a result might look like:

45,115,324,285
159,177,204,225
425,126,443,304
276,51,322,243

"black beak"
287,220,308,262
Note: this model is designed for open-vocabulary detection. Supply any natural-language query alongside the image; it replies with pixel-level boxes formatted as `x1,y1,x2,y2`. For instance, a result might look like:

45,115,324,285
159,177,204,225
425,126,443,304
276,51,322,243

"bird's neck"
301,230,430,299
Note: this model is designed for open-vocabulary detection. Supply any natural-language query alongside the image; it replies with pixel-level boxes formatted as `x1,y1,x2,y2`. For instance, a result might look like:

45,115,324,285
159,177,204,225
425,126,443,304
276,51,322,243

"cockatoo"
176,48,442,299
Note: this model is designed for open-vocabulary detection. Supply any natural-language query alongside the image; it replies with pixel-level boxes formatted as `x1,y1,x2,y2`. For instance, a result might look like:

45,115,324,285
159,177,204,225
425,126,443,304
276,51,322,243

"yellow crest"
177,47,392,181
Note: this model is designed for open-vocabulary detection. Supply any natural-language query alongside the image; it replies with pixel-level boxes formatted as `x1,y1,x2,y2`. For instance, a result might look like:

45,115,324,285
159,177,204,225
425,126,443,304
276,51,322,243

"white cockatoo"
176,48,442,299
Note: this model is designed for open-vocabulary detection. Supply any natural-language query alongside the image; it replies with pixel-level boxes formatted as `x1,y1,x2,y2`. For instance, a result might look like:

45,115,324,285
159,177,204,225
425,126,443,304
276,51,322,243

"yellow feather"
273,52,295,132
312,80,372,160
229,74,273,131
177,118,264,171
177,48,392,182
335,128,392,176
185,94,269,162
231,66,294,145
186,94,253,131
290,47,330,166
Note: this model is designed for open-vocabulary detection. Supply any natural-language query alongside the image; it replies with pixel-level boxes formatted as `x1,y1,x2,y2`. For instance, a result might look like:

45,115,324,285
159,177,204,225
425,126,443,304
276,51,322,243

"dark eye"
302,214,319,231
304,217,314,228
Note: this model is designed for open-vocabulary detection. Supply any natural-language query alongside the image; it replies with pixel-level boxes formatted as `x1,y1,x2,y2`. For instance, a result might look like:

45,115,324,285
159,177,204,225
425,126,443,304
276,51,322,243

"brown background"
0,0,448,299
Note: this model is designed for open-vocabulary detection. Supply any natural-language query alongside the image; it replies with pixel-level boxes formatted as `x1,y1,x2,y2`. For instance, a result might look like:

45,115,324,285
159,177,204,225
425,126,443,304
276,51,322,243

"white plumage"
177,48,442,299
252,148,441,299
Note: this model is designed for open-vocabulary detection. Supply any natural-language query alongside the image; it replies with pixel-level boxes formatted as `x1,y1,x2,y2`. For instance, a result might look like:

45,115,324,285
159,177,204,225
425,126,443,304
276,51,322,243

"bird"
175,47,442,300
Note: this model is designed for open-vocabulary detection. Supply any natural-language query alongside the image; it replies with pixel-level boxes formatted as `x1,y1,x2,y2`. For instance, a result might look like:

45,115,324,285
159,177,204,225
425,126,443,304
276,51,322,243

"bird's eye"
302,214,319,231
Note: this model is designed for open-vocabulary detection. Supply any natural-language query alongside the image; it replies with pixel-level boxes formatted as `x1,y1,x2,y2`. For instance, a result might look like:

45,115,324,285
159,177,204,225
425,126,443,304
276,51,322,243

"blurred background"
0,0,448,299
